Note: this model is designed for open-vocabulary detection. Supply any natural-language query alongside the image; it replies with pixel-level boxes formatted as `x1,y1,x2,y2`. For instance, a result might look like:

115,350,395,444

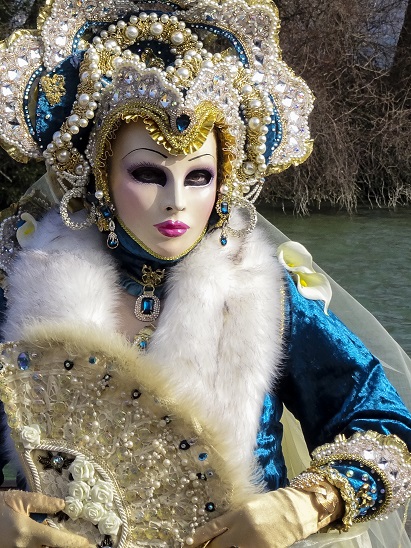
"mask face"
109,120,218,258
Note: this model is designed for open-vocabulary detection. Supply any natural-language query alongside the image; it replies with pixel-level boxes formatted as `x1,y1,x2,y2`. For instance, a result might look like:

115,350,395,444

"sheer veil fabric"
258,214,411,547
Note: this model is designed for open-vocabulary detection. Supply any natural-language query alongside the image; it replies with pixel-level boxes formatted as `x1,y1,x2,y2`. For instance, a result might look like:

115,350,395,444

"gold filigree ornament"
0,0,314,242
40,73,66,106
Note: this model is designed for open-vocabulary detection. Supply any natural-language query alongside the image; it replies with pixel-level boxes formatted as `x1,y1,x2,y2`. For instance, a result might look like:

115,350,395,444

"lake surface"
258,206,411,355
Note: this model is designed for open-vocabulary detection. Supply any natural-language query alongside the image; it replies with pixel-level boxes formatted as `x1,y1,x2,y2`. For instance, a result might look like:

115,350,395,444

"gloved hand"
0,490,92,548
191,486,342,548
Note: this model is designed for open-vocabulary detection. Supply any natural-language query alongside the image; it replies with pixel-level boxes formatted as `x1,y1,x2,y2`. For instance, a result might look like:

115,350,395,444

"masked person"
0,1,410,547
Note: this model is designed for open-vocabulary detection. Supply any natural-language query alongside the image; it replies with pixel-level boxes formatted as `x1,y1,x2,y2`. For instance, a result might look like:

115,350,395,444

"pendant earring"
107,219,119,249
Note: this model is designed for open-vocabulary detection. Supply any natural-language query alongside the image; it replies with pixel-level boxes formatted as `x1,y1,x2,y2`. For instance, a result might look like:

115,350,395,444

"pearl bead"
129,15,138,24
78,93,90,107
177,67,190,79
61,132,71,142
171,31,184,45
255,143,266,154
125,25,139,40
250,99,262,109
68,114,79,125
105,39,117,50
95,190,104,199
79,118,88,128
243,161,256,175
85,110,94,119
248,117,261,130
57,150,70,163
150,22,163,36
185,537,194,545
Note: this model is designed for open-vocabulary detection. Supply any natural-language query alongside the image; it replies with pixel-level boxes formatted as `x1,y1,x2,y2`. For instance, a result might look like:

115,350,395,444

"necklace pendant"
134,289,160,322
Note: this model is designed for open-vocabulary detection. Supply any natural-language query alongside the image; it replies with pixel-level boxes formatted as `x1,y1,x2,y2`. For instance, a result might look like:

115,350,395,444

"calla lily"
277,241,314,274
16,213,37,248
277,241,332,314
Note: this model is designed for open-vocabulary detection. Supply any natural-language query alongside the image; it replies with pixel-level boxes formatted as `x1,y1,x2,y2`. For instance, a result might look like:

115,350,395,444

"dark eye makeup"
128,163,214,187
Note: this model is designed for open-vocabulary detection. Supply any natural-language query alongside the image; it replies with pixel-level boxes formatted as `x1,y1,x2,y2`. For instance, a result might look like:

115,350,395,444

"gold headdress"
0,0,314,241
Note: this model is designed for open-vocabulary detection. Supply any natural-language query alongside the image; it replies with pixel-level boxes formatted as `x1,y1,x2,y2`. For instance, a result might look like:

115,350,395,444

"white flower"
277,241,332,314
16,213,37,248
81,501,106,525
20,424,41,449
68,480,90,501
90,480,114,504
68,456,95,482
98,511,122,536
64,496,83,520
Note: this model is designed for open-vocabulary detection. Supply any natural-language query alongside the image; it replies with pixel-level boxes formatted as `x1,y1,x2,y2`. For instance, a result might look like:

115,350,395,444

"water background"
258,206,411,355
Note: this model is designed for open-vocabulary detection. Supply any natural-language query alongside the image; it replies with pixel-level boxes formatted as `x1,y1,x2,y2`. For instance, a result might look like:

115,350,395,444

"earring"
107,219,119,249
216,196,257,246
92,190,119,249
60,188,94,230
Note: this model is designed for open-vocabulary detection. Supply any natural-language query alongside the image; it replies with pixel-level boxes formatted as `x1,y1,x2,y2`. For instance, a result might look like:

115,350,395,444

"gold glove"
0,490,92,548
191,484,342,548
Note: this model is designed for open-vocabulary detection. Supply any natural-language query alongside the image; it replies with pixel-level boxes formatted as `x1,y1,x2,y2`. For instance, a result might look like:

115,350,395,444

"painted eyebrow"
187,153,215,162
122,147,168,160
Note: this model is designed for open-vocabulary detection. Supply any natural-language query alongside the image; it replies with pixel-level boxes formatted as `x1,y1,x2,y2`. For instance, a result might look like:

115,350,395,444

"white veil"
257,214,411,547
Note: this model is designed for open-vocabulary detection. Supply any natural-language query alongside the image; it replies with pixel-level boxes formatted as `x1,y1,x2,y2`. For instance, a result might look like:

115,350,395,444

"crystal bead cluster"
0,340,232,547
0,0,313,234
311,431,411,522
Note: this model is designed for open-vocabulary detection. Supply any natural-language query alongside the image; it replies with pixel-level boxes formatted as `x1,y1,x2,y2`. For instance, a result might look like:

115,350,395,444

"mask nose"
165,178,185,212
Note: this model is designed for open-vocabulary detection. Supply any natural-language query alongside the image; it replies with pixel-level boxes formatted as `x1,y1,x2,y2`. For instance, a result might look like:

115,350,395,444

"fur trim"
3,210,285,477
3,210,121,341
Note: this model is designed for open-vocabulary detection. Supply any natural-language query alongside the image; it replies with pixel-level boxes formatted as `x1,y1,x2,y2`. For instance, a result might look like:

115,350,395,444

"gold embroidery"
40,74,66,106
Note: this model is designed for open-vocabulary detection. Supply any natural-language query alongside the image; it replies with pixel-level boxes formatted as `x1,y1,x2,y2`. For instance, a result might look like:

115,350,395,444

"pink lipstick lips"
154,220,190,237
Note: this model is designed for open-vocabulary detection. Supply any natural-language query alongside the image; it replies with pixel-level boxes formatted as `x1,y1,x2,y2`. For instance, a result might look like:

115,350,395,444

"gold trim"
310,453,393,524
117,217,208,261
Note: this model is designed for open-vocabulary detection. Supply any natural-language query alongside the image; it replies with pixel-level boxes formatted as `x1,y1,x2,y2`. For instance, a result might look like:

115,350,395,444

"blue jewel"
139,340,147,350
141,297,154,315
220,236,227,246
198,452,208,461
100,205,112,219
107,235,118,249
176,114,191,132
17,352,30,370
205,502,216,512
221,201,229,215
89,356,97,364
51,455,65,469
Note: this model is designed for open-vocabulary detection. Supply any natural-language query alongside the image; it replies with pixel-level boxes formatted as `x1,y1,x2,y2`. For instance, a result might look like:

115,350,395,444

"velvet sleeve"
277,274,411,521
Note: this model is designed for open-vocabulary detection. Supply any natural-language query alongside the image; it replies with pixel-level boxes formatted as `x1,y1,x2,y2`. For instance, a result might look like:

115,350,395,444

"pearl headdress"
0,0,314,238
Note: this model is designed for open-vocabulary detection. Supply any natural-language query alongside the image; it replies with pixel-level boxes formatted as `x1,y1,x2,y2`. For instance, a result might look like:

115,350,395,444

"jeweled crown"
0,0,314,231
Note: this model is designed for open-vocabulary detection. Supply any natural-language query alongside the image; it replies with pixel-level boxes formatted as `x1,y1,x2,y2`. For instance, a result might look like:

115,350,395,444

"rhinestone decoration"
312,431,411,520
